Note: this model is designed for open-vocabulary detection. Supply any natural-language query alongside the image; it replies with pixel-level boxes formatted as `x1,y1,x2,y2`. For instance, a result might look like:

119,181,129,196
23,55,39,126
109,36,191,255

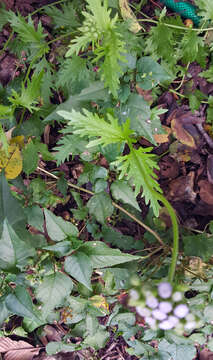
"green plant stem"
36,166,165,247
129,146,179,283
138,18,213,32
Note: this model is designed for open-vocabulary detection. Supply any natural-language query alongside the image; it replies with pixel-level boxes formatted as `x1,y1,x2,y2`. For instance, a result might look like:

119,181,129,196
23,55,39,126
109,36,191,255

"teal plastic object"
159,0,201,26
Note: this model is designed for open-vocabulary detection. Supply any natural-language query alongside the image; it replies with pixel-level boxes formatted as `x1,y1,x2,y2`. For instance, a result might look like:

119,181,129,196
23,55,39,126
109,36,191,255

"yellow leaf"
10,135,25,148
119,0,141,33
0,144,22,180
89,295,109,314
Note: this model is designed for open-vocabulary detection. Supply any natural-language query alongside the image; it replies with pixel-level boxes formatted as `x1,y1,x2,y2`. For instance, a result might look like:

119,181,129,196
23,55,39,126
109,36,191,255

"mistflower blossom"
172,291,182,302
129,279,200,334
158,282,172,299
159,301,173,314
136,306,151,317
146,296,158,309
130,289,139,301
174,304,189,319
152,309,167,321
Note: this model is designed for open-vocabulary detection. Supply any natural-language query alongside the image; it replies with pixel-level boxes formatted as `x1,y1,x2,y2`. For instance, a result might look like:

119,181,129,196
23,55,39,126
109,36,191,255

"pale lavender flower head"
145,316,156,328
146,296,158,309
158,282,172,299
136,306,151,317
159,319,175,330
174,304,189,318
172,291,182,302
159,301,173,314
152,309,167,321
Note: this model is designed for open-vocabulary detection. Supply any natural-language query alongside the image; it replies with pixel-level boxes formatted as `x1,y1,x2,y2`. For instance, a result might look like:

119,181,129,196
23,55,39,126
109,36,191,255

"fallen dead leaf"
154,126,171,144
207,154,213,185
200,348,213,360
198,179,213,205
0,337,40,360
167,172,196,203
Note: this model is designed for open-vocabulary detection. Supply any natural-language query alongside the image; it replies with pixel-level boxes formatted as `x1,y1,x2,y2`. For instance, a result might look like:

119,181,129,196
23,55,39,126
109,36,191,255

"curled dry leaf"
207,154,213,185
200,348,213,360
119,0,141,33
198,179,213,205
171,117,196,148
167,172,196,203
0,337,40,360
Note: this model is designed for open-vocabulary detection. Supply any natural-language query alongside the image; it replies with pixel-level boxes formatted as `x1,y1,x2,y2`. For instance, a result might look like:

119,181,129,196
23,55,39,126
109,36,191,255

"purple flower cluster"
129,281,199,333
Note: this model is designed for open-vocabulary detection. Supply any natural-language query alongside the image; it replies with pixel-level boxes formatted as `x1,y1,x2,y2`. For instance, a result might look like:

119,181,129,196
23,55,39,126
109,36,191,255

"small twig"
36,166,165,247
196,123,213,149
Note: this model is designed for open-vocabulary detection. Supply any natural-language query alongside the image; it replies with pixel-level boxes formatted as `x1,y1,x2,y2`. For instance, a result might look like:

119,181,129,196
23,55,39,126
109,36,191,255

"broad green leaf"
44,81,109,123
81,241,141,268
0,172,26,230
87,192,114,224
118,93,153,142
44,209,78,241
6,286,43,329
84,330,109,350
183,234,213,261
46,342,76,355
102,226,136,250
27,206,44,232
42,241,73,257
136,57,172,90
158,339,196,360
204,304,213,322
0,219,35,271
36,272,73,314
64,252,93,290
22,141,39,175
0,298,10,326
111,180,140,211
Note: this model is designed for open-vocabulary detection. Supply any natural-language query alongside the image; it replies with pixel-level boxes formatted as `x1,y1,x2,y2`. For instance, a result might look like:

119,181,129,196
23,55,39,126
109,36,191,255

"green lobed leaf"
58,109,133,148
64,252,93,290
113,147,162,216
36,272,73,315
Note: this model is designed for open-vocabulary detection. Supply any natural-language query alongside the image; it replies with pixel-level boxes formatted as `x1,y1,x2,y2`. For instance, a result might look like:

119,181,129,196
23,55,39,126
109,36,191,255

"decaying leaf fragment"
119,0,141,33
0,136,23,179
0,337,40,360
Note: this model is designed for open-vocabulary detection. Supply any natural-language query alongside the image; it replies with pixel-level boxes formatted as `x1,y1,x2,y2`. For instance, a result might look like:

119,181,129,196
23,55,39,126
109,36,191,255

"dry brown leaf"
171,117,196,148
198,179,213,205
207,154,213,185
0,337,40,360
154,126,171,144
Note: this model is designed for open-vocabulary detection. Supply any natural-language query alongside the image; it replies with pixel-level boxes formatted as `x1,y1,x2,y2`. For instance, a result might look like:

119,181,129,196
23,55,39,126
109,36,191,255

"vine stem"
36,166,165,247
